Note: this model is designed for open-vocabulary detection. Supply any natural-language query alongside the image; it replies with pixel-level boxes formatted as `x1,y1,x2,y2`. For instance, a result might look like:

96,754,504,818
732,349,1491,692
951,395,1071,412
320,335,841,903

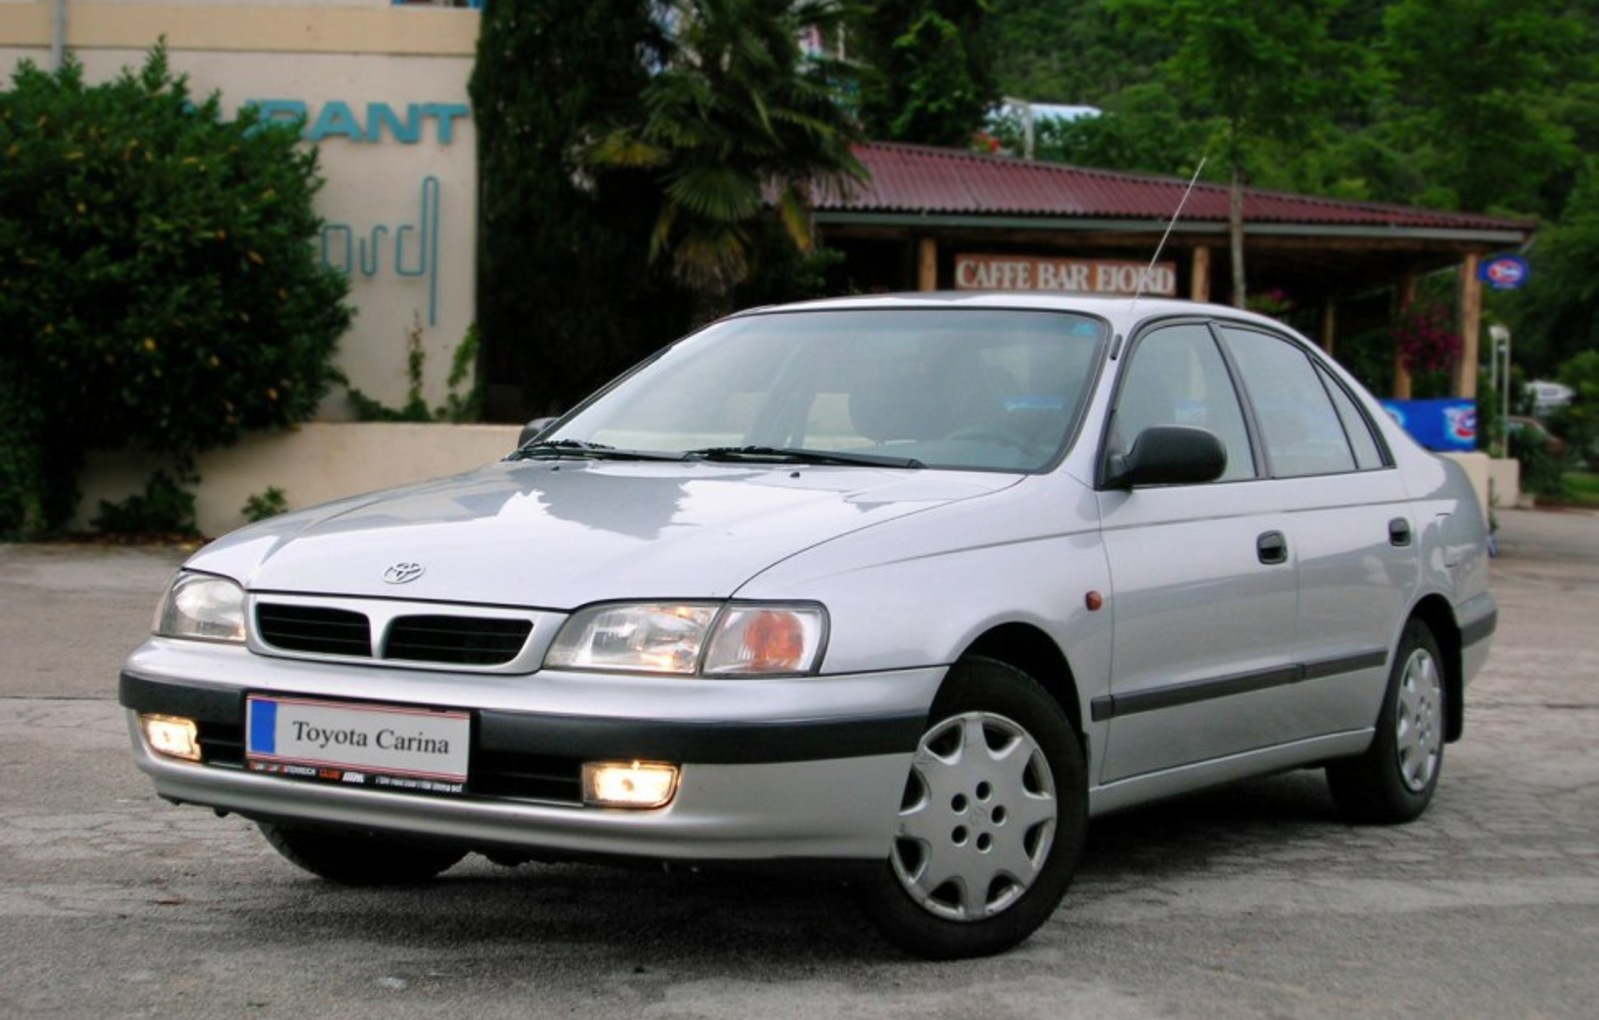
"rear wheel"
258,822,467,885
1326,618,1446,824
863,657,1086,959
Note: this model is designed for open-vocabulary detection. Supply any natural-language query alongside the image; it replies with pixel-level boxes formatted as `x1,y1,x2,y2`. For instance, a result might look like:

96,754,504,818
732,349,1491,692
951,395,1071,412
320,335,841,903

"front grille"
468,749,584,803
252,598,541,671
256,604,371,657
198,721,246,768
386,615,532,666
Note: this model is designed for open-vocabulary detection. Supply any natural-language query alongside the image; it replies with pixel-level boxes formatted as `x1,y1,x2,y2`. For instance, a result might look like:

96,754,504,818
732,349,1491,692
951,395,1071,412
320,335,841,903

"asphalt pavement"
1,507,1596,1019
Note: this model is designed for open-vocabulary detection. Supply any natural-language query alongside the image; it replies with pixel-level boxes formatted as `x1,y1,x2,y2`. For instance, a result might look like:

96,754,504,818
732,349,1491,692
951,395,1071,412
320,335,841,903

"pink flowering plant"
1245,287,1294,319
1393,302,1462,374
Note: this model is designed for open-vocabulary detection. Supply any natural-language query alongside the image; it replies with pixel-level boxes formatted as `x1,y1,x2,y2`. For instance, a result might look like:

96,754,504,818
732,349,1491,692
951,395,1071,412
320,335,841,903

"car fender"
733,472,1112,724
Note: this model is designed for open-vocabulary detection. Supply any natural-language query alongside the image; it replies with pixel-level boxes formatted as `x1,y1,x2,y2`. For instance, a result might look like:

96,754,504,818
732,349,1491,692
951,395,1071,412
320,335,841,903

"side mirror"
517,416,559,449
1104,425,1227,489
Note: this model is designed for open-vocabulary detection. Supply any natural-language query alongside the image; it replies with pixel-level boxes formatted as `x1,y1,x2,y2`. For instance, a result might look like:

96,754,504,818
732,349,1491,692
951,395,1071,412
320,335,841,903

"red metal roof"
820,142,1533,234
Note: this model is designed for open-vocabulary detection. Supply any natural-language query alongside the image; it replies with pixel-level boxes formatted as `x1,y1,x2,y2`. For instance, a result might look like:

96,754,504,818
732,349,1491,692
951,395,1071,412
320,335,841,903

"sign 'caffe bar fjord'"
955,254,1177,296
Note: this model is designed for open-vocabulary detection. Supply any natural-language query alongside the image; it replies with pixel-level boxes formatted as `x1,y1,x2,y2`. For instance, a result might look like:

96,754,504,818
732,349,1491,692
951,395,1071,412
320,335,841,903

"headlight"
545,602,826,677
153,572,247,643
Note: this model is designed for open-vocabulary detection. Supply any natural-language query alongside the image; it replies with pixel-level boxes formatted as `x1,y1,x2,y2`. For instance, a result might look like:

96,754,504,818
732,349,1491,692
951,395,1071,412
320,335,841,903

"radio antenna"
1132,156,1208,309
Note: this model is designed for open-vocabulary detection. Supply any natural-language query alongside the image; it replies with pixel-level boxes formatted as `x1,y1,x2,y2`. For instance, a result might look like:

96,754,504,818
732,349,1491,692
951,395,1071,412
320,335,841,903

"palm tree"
585,0,866,313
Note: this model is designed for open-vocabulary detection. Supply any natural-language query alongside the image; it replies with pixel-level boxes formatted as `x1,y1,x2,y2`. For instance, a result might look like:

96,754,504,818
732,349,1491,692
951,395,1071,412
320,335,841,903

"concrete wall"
0,0,480,416
76,423,521,538
1440,452,1504,527
1488,455,1522,511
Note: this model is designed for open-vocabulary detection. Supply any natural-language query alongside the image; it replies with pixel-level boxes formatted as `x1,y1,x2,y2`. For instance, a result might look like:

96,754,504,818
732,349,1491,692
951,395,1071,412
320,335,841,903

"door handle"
1389,517,1412,547
1257,530,1288,565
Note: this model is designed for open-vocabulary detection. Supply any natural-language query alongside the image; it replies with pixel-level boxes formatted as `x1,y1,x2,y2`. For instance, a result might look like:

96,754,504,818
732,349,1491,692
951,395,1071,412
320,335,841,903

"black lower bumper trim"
1462,608,1497,648
118,671,925,765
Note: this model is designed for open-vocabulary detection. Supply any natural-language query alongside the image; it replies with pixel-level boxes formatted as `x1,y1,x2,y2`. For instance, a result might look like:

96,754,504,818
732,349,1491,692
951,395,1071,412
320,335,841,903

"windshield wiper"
511,439,681,462
684,446,925,469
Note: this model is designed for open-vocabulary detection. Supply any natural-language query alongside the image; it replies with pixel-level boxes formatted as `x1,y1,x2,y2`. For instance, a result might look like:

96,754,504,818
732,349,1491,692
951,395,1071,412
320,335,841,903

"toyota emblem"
382,561,425,585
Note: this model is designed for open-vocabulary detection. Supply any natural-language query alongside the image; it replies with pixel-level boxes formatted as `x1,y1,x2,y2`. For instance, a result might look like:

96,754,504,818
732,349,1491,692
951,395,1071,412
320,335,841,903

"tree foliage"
988,0,1169,107
852,0,1001,147
1506,158,1599,371
990,82,1203,175
1377,0,1580,217
1109,0,1364,304
0,48,350,535
983,0,1599,373
585,0,866,309
473,0,862,416
469,0,688,418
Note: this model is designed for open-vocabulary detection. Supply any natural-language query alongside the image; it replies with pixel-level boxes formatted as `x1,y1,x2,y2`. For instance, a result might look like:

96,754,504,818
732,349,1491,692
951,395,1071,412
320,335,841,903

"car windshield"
537,308,1108,472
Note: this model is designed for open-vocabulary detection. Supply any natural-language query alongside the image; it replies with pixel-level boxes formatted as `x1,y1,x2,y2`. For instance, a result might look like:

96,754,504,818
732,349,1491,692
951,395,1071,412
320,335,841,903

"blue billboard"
1378,399,1478,453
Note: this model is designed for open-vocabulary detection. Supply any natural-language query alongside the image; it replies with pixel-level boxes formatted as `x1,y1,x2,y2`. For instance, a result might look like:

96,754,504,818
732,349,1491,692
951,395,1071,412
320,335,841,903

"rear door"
1215,325,1416,736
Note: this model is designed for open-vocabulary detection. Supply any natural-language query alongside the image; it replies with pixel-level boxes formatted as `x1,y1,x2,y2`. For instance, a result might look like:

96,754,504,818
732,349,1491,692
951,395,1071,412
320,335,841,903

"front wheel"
258,822,467,885
862,658,1087,959
1326,618,1447,824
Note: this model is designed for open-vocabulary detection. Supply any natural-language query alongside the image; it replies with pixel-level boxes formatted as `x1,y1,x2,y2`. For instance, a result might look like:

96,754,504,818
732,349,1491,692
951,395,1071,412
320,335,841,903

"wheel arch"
961,623,1084,741
1409,593,1464,742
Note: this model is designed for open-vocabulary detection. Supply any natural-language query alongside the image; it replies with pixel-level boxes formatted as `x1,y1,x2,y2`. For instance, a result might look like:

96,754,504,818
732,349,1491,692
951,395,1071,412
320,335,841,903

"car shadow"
222,769,1346,964
1079,767,1344,880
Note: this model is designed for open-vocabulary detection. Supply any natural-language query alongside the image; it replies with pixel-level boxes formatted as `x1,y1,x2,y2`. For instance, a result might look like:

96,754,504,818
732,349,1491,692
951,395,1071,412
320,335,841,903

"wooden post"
917,237,938,291
1457,253,1482,399
1394,275,1416,399
1320,300,1336,354
1190,247,1211,302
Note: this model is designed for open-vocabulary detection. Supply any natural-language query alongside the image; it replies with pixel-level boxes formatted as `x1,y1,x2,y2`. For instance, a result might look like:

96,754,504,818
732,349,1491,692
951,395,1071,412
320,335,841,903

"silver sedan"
121,293,1495,959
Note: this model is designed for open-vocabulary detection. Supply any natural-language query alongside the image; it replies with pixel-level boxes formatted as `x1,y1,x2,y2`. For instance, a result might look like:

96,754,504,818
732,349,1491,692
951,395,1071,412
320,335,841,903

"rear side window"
1317,364,1388,470
1219,327,1357,478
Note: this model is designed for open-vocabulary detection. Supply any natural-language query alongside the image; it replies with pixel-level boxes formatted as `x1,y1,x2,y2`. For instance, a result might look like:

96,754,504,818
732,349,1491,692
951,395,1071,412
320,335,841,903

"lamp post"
1488,324,1511,456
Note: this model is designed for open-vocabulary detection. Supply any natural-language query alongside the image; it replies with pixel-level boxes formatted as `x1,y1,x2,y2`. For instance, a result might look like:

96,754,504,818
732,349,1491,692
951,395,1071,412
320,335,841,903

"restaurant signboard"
955,254,1177,296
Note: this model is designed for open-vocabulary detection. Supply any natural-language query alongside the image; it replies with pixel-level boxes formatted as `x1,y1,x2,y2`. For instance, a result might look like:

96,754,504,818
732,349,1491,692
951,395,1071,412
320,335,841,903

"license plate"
246,696,470,795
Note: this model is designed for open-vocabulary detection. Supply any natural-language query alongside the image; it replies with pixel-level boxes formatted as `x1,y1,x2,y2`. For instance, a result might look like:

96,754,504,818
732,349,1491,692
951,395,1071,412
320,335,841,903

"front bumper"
119,638,942,862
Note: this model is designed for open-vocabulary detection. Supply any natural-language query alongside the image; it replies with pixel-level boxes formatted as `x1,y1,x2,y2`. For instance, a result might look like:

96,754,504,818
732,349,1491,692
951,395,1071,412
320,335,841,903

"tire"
1326,618,1447,824
258,822,467,885
862,657,1087,959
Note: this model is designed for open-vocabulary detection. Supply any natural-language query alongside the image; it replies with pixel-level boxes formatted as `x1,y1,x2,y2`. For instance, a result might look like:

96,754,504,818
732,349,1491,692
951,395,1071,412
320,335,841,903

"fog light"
582,761,679,808
141,714,201,762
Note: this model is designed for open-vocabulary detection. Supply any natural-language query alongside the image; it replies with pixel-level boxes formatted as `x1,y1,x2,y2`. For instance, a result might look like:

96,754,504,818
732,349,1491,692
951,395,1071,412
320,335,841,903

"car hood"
190,459,1018,607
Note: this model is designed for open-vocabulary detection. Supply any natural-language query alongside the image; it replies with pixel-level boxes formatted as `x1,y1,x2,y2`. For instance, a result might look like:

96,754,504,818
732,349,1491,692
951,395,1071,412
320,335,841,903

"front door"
1095,321,1299,783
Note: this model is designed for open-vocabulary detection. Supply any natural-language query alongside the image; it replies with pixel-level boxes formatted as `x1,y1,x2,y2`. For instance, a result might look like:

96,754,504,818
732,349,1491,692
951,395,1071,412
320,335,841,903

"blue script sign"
1479,254,1530,291
1379,399,1477,452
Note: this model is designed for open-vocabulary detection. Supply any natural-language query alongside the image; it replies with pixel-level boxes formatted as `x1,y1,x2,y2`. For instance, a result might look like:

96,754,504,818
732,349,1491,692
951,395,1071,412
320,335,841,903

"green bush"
90,469,198,538
0,46,351,536
241,486,289,524
1510,426,1569,498
1553,350,1599,469
346,318,482,423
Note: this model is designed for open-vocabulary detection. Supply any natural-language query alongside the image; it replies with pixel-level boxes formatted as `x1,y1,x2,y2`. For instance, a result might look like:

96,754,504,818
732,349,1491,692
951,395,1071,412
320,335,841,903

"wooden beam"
1190,247,1211,302
1457,253,1482,399
1394,275,1417,399
1320,300,1336,354
918,237,938,291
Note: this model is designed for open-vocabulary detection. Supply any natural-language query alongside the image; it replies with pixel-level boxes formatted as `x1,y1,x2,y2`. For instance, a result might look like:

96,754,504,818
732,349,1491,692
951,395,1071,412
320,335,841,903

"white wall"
78,423,520,537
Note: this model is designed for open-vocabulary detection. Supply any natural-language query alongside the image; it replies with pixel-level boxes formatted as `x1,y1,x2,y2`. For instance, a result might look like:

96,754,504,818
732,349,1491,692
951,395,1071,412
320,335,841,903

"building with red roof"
815,142,1536,399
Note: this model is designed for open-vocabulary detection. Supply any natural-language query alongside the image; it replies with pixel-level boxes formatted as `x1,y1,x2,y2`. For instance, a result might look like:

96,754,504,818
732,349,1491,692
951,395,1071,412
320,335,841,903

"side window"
1317,364,1388,470
1219,327,1357,478
1113,323,1256,481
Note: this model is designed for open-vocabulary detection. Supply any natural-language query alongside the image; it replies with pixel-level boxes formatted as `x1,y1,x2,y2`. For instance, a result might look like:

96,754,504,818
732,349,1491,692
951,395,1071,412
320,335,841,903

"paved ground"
1,508,1596,1019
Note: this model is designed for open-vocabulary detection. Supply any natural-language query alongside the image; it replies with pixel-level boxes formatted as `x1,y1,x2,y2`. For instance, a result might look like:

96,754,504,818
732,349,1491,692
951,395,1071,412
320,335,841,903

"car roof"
733,291,1299,335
